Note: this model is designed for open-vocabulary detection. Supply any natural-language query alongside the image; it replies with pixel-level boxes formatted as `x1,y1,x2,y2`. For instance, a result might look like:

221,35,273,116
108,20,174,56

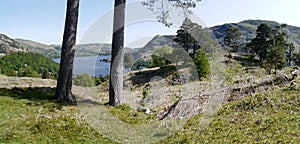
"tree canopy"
0,52,59,79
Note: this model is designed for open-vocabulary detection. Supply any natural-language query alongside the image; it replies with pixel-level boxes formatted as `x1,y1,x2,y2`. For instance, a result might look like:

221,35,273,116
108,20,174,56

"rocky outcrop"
0,34,28,54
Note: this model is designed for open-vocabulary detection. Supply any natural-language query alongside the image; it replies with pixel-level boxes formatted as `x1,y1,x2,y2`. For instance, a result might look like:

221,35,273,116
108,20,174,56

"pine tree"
193,48,210,79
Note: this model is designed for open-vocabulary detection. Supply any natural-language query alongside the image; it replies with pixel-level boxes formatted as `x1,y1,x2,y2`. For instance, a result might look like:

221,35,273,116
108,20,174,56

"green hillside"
0,52,59,79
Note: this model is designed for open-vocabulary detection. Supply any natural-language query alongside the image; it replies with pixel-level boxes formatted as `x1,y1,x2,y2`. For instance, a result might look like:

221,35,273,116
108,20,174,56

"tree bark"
54,0,79,104
109,0,126,106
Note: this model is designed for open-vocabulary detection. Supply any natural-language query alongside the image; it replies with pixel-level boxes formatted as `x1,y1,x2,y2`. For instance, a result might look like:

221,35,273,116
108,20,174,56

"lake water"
53,55,111,77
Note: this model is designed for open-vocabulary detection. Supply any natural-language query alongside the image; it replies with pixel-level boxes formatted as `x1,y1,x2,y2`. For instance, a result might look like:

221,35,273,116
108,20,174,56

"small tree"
73,73,94,87
151,46,173,67
153,45,173,56
193,48,210,79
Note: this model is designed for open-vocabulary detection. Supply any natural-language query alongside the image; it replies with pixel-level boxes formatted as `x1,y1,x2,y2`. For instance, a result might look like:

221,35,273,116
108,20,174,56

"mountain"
1,19,300,58
15,39,113,58
209,19,300,50
131,20,300,59
131,35,178,59
15,39,60,58
0,34,114,58
0,34,28,56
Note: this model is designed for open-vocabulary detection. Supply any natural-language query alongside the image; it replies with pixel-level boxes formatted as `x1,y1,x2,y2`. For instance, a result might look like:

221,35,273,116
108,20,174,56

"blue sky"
0,0,299,47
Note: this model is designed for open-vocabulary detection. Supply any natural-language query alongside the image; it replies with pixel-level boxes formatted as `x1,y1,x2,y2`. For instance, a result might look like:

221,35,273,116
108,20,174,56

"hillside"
0,61,299,143
15,39,61,58
131,20,300,59
209,19,300,50
16,38,112,58
0,34,114,58
131,35,178,59
1,19,300,59
0,34,28,55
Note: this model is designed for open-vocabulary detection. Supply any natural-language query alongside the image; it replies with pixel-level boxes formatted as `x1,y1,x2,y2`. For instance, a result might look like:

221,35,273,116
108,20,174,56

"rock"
139,106,151,115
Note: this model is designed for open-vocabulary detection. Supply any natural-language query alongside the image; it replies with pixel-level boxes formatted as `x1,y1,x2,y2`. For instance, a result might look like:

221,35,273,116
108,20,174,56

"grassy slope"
0,88,114,143
161,86,300,143
0,76,299,143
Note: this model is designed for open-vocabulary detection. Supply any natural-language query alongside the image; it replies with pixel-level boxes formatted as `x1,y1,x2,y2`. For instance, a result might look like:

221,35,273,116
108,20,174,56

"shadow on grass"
0,87,68,110
129,65,177,86
233,55,260,67
0,87,55,100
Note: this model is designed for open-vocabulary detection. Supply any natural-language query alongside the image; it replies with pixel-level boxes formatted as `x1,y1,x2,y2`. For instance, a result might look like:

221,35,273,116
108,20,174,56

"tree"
174,18,201,58
108,0,201,106
151,46,173,67
247,23,272,64
54,0,79,104
193,48,210,79
109,0,126,106
264,25,288,74
248,23,288,74
142,0,201,27
224,27,241,53
153,45,173,56
124,53,134,71
73,73,94,87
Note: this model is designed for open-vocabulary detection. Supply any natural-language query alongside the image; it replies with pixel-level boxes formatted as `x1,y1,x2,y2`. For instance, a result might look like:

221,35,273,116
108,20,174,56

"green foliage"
151,55,171,67
247,23,273,62
247,23,289,73
94,77,102,86
193,49,210,79
151,46,173,67
73,73,94,87
132,59,153,70
174,18,201,57
0,52,58,79
153,46,173,56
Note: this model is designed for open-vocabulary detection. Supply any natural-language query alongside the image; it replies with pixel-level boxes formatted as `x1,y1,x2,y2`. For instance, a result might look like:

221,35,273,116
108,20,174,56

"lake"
53,55,111,77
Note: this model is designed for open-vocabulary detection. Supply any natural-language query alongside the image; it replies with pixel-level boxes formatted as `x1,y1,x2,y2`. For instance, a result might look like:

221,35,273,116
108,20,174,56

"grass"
160,86,300,143
0,78,299,143
0,88,114,143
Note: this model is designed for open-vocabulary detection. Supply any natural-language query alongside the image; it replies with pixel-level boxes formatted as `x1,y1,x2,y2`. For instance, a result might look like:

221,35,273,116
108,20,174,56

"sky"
0,0,300,47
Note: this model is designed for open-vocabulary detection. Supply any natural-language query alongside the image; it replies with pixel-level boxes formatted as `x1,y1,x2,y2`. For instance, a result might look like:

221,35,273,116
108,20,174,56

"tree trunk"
109,0,126,106
54,0,79,104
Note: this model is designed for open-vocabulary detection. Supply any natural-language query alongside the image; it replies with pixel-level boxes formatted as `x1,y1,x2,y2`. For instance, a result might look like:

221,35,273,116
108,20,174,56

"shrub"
193,49,210,79
73,73,94,87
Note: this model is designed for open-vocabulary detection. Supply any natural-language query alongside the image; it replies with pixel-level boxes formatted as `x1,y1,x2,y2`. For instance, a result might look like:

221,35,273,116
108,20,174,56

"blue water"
53,55,111,77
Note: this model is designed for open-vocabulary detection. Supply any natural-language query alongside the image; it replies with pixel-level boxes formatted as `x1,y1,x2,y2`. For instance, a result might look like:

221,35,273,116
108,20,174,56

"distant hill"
15,39,112,58
0,34,28,55
1,19,300,58
131,35,178,59
15,39,60,58
130,20,300,59
0,33,134,58
209,19,300,50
